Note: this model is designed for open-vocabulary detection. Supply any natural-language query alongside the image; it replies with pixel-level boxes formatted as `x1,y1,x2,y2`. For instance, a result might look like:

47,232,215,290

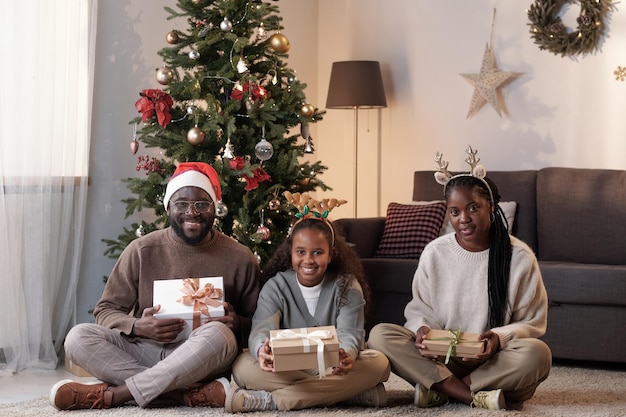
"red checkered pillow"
374,201,447,259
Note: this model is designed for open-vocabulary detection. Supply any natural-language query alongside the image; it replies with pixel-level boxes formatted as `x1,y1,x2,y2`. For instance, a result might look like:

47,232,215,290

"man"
50,162,261,410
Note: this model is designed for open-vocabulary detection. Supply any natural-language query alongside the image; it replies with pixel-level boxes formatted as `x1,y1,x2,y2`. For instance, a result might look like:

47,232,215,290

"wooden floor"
0,364,96,404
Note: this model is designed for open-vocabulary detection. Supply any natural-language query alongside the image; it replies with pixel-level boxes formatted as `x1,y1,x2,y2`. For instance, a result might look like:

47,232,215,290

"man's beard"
170,220,212,245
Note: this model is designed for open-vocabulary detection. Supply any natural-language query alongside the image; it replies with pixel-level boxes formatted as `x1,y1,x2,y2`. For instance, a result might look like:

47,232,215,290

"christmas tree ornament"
256,23,267,40
188,50,200,60
156,66,174,85
268,198,280,210
130,123,139,155
165,30,179,44
222,137,234,159
461,11,521,119
256,225,270,240
254,126,274,161
236,57,248,73
216,200,228,217
192,0,202,3
269,33,290,53
254,251,262,264
135,225,145,237
187,104,196,115
220,17,233,32
256,210,270,240
187,126,206,145
304,136,314,154
614,66,626,81
300,120,310,139
255,138,274,161
300,103,315,117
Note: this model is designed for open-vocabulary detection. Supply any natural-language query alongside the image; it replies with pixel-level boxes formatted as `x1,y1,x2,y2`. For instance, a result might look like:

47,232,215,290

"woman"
225,194,390,413
368,147,551,410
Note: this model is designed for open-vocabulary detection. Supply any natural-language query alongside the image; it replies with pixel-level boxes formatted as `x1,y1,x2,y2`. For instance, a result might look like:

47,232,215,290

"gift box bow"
429,328,464,365
272,328,334,378
176,278,223,329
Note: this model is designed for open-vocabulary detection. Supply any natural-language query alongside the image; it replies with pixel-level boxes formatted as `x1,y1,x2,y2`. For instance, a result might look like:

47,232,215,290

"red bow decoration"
230,81,268,102
177,278,223,329
135,89,174,128
244,167,272,191
227,157,272,191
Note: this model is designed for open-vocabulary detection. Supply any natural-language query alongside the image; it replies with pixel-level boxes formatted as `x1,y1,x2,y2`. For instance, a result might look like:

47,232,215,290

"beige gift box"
422,329,485,358
270,326,340,375
153,277,225,342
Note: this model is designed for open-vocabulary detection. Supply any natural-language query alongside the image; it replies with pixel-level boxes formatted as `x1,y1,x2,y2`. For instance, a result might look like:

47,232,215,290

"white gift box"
153,277,225,342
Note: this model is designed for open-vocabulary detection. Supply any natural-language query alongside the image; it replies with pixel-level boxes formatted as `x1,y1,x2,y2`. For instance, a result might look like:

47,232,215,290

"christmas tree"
103,0,329,266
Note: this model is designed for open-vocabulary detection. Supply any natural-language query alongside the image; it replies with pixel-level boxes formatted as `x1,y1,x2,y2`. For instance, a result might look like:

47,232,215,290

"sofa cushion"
537,168,626,264
540,261,626,307
374,202,446,259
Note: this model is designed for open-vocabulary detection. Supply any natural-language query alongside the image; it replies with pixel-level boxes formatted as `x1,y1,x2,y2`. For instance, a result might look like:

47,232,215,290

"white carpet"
1,364,625,416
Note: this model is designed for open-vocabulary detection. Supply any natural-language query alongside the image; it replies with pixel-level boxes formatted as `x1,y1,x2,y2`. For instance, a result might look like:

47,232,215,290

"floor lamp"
326,61,387,217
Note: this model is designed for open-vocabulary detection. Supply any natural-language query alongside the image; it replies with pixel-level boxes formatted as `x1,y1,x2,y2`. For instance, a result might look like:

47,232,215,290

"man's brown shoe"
49,379,113,410
183,377,230,407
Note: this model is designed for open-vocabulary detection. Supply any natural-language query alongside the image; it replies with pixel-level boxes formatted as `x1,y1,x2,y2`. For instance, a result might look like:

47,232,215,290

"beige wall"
312,0,626,217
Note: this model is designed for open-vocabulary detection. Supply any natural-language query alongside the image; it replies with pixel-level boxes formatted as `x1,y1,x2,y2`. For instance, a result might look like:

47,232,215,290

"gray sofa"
335,168,626,363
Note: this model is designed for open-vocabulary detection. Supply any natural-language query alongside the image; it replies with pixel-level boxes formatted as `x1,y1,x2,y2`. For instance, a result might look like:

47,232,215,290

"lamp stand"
352,106,358,218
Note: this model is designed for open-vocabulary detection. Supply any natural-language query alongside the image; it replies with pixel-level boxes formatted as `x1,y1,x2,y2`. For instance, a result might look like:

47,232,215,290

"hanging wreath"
527,0,614,57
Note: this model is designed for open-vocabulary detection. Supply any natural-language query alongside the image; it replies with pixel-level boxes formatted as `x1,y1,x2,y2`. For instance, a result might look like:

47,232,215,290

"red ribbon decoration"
177,278,223,329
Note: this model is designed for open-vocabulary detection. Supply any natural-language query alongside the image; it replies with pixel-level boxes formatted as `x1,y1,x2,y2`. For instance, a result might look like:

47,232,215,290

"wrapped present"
64,357,92,377
270,326,339,377
153,277,225,342
422,328,485,363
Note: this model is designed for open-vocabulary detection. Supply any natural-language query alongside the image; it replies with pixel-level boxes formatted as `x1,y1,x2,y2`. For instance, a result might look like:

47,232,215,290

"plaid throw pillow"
374,201,447,259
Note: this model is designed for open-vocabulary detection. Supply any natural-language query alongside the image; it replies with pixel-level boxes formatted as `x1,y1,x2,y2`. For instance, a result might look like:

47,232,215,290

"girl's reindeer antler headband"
283,191,347,246
434,145,494,206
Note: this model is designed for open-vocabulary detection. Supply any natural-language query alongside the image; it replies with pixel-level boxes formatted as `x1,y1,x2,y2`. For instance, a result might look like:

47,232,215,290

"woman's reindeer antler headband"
434,145,494,205
283,191,348,246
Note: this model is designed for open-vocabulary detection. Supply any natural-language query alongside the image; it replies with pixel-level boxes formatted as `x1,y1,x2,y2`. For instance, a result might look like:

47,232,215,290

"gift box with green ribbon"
422,328,485,364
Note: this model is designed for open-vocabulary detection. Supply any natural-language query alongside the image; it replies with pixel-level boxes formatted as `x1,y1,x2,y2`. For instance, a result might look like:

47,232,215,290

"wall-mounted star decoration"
461,43,522,119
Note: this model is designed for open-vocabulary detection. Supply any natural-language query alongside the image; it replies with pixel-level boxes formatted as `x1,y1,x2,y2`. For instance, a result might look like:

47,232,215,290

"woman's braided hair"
445,175,512,328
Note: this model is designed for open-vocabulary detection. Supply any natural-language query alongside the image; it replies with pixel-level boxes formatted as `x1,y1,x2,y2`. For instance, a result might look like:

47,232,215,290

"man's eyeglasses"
170,200,214,213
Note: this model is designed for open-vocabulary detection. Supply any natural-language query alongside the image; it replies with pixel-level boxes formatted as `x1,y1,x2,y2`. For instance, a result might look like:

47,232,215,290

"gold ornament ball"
269,33,290,53
192,0,201,3
187,127,206,145
165,31,179,44
301,103,315,117
156,66,174,85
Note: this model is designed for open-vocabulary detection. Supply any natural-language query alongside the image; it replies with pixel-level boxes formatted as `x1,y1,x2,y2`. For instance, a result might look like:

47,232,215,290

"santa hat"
163,162,222,209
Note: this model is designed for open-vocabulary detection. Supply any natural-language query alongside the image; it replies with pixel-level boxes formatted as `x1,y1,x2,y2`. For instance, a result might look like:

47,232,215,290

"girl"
225,195,390,413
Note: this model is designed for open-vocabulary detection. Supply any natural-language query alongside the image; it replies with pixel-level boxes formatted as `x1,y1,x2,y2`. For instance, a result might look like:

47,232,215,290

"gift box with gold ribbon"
422,329,485,363
153,277,225,342
270,326,339,377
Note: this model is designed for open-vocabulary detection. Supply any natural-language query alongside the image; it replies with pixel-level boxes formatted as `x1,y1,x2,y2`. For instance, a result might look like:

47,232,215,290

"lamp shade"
326,61,387,109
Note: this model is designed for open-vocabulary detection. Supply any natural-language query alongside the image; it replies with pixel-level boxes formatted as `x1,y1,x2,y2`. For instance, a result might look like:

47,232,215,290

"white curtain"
0,0,97,375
